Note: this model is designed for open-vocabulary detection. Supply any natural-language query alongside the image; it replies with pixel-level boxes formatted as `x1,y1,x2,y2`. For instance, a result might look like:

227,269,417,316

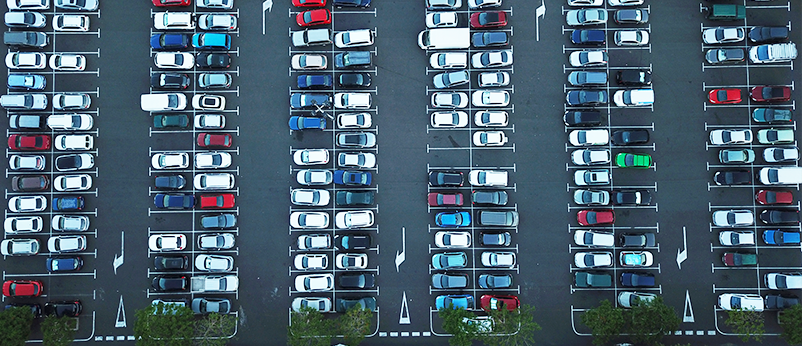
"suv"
291,28,332,47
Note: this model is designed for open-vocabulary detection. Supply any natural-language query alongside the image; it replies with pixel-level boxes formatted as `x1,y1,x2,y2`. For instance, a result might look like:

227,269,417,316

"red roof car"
197,133,232,148
296,9,331,27
292,0,326,7
708,88,742,104
152,0,191,6
756,190,794,205
480,294,520,311
8,135,51,151
427,193,464,206
3,280,43,297
470,11,507,29
200,193,235,209
750,86,791,102
577,209,615,226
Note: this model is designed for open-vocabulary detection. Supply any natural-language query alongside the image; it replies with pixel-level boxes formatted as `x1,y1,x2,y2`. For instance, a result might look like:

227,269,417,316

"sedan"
567,0,603,5
151,73,190,90
151,152,190,169
197,133,232,148
150,33,190,50
195,254,234,272
47,235,87,253
55,0,98,10
53,174,92,191
293,0,326,7
431,111,468,128
154,52,195,69
198,14,237,31
571,149,611,165
197,233,235,250
294,254,328,271
611,129,649,145
709,129,752,145
573,230,614,247
337,113,372,129
748,26,789,44
756,190,794,205
566,90,607,106
46,257,83,272
338,73,372,88
291,189,330,206
473,131,508,146
195,53,231,69
335,210,374,229
573,190,610,205
472,31,509,48
481,252,516,268
429,171,463,187
198,193,235,209
478,274,512,289
471,50,512,69
434,231,471,248
436,211,471,227
337,132,376,148
480,295,520,312
702,27,745,44
8,195,47,212
11,175,48,192
757,128,794,145
470,11,507,29
705,48,745,64
431,252,467,270
614,9,648,24
49,54,86,71
566,9,607,26
296,274,334,292
153,193,194,209
567,71,607,86
574,252,613,268
750,86,791,102
752,108,793,123
564,111,602,127
334,29,374,48
714,170,751,185
712,210,754,227
8,134,51,151
296,9,331,27
192,298,231,314
569,129,609,146
569,50,607,67
719,149,755,164
290,212,329,229
618,292,656,308
1,239,40,256
431,92,468,108
764,147,798,163
708,88,741,104
197,0,233,9
193,173,234,190
760,210,800,225
293,149,329,166
571,29,605,45
612,190,651,205
577,209,615,226
472,90,509,107
337,152,376,168
291,54,327,70
614,30,649,46
333,170,371,186
291,297,332,313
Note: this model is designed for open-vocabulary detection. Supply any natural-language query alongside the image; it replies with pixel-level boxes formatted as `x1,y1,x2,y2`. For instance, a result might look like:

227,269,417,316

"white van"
140,93,187,112
759,167,802,185
418,28,470,50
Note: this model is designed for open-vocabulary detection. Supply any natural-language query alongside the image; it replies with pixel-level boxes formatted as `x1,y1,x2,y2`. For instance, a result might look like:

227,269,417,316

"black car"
760,209,800,225
478,274,512,289
43,301,82,317
200,213,237,229
471,190,508,205
4,303,42,318
765,294,799,310
566,90,607,106
154,175,186,190
571,29,605,45
619,233,656,247
150,73,190,90
705,48,745,64
612,129,650,145
54,154,91,171
151,276,188,292
614,9,648,24
748,26,789,43
338,73,372,87
471,31,509,48
196,53,231,69
154,255,189,271
616,70,651,86
752,108,793,123
612,190,651,205
11,175,48,191
480,231,511,246
713,170,751,185
335,234,371,250
563,110,602,127
333,0,371,7
339,273,375,289
335,191,375,206
428,171,463,187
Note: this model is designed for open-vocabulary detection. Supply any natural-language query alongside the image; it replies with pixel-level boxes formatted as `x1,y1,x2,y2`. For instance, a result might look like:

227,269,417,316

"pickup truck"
334,51,371,69
190,275,238,292
722,252,757,266
763,230,801,245
749,43,797,64
575,271,612,288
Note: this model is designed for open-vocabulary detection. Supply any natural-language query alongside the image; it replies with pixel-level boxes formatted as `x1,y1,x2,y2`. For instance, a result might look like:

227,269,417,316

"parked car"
719,230,755,246
719,293,764,311
702,27,745,44
574,230,614,247
760,210,799,225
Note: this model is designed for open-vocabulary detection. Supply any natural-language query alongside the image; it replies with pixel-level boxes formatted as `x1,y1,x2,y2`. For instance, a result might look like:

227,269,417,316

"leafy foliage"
134,303,194,346
337,306,372,345
42,315,77,346
480,304,541,346
628,297,680,346
581,300,625,346
780,304,802,345
287,307,335,346
0,306,34,346
725,308,764,343
194,313,237,346
438,306,479,346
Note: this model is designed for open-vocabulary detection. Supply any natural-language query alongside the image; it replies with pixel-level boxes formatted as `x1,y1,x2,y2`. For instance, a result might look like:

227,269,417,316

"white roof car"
473,131,508,146
337,113,372,129
55,134,93,151
703,27,745,45
198,0,234,9
292,297,332,313
431,111,468,128
334,29,374,48
335,210,374,229
195,254,234,272
194,114,226,129
290,189,331,206
192,94,225,110
8,195,47,212
7,0,50,10
766,273,802,290
718,293,764,311
573,230,614,247
435,231,472,248
337,152,376,168
566,9,608,26
55,0,98,10
718,230,755,246
0,239,39,256
53,14,89,31
290,211,330,229
569,129,609,146
574,252,613,268
198,14,237,31
608,0,643,5
472,90,510,107
193,173,235,190
4,216,43,234
6,52,46,69
296,169,333,186
293,149,329,166
195,152,232,169
569,50,607,67
573,189,610,205
152,152,190,169
469,170,508,186
47,235,86,253
618,292,656,308
294,254,328,271
471,50,513,69
567,0,603,6
336,253,368,270
295,274,334,292
154,52,195,70
154,12,194,30
429,52,468,69
297,234,330,250
574,169,611,186
54,174,92,191
291,54,327,70
481,251,516,268
478,71,510,87
427,0,462,10
712,210,754,227
468,0,501,9
5,11,47,28
197,233,235,250
709,129,753,145
47,114,93,130
9,155,45,171
426,11,458,28
334,93,371,109
571,149,611,165
49,54,86,71
474,111,508,127
148,234,187,251
432,92,469,108
614,89,654,107
763,147,799,163
615,30,649,46
53,93,90,110
51,215,89,232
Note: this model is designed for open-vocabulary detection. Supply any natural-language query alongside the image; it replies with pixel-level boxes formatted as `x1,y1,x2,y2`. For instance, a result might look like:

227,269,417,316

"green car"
153,114,189,129
615,153,652,168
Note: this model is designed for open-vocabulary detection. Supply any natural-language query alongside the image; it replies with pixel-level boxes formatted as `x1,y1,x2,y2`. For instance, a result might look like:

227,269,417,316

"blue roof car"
297,74,333,89
763,230,801,245
435,211,471,227
571,29,605,45
154,193,195,209
290,93,332,109
192,33,231,50
289,116,326,130
7,74,46,90
150,34,190,50
435,295,474,310
333,170,371,186
53,196,84,211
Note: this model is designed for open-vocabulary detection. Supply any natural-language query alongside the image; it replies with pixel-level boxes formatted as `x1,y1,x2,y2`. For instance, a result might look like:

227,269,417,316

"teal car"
153,114,189,129
192,33,231,50
615,153,652,168
432,252,467,270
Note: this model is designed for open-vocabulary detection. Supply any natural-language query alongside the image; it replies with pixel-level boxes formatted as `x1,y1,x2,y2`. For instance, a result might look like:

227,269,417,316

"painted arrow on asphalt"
676,226,687,269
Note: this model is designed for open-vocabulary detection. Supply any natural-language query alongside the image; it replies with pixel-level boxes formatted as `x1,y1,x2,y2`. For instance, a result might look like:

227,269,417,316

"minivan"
759,167,802,185
477,211,519,227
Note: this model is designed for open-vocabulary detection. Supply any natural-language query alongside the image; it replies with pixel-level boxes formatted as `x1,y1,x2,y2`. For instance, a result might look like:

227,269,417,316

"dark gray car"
472,190,508,205
432,273,469,289
480,231,511,246
477,211,519,227
4,31,48,48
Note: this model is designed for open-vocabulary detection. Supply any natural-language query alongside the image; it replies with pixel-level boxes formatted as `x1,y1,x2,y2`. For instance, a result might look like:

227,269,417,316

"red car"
708,88,742,104
292,0,326,7
756,190,794,205
750,86,791,102
200,193,235,209
296,9,331,27
8,135,51,151
577,209,614,226
3,280,43,298
427,192,464,206
197,133,232,148
480,294,520,311
470,11,507,29
152,0,191,6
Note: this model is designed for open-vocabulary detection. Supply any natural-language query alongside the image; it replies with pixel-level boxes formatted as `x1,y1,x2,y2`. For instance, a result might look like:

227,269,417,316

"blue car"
7,74,46,90
53,196,84,212
46,257,83,272
763,230,801,245
150,33,190,50
154,193,195,210
192,33,231,50
435,211,471,227
432,252,467,270
571,29,605,45
290,93,331,109
333,170,371,186
472,32,508,48
435,295,474,310
289,116,326,130
297,74,333,89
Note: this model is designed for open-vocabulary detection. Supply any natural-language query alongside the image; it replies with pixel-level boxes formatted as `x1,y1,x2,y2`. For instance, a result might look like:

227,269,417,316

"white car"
197,233,235,250
468,0,501,9
471,50,513,69
294,149,329,166
481,251,516,268
198,14,237,31
4,216,43,234
296,169,333,186
567,0,603,6
334,93,371,109
295,274,334,292
337,152,376,168
473,131,508,146
192,94,225,110
0,239,39,256
154,52,195,70
55,134,93,150
573,230,614,247
198,0,234,9
51,215,89,232
194,173,235,190
472,90,510,107
195,254,234,272
718,293,764,311
431,111,468,128
613,89,654,107
290,211,330,229
8,195,47,212
718,230,755,246
434,231,472,248
336,253,368,270
294,254,328,271
9,155,45,171
574,169,611,186
573,190,610,205
478,72,510,87
47,235,86,253
334,29,374,48
765,273,802,290
194,114,226,129
53,14,89,31
5,11,47,27
297,234,331,250
571,149,611,165
615,30,649,46
569,129,609,146
618,292,656,308
469,170,508,186
55,0,98,10
426,12,458,28
154,12,195,30
47,114,93,130
49,54,86,71
709,129,752,145
432,92,469,108
474,111,508,127
763,147,799,163
569,50,607,67
337,113,372,129
566,9,608,26
54,174,92,191
427,0,462,9
608,0,643,5
712,210,753,227
703,27,745,45
195,152,232,169
7,0,49,10
430,52,468,69
335,210,374,229
6,52,46,69
292,297,332,313
291,54,327,70
53,93,90,110
152,152,190,169
290,189,330,206
574,252,613,268
149,234,187,251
